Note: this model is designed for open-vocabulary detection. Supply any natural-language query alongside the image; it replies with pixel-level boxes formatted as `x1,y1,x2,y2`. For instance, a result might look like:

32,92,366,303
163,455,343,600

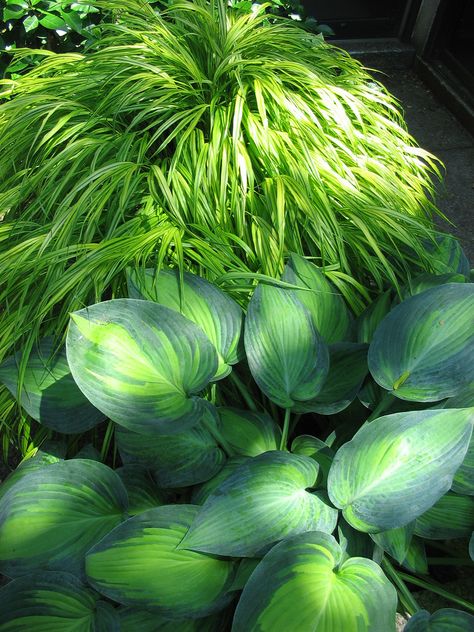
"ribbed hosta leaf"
179,451,337,557
356,290,392,344
116,419,225,488
371,523,415,564
293,343,368,414
127,268,244,379
67,299,218,435
401,537,428,574
445,387,474,495
115,465,165,515
217,407,280,456
86,505,236,618
0,449,62,503
291,435,334,484
0,338,105,433
404,608,474,631
244,283,329,409
233,531,397,632
0,572,119,631
427,232,470,277
401,273,466,299
328,408,473,532
118,605,224,631
368,284,474,401
414,492,474,540
0,459,128,577
282,253,353,343
337,519,375,559
191,457,249,505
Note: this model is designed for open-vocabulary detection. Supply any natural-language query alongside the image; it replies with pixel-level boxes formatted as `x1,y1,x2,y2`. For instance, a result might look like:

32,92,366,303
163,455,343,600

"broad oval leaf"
0,338,105,433
293,343,368,414
115,465,165,515
66,299,219,435
370,523,415,564
233,531,397,632
328,408,473,532
356,290,392,344
0,448,62,503
179,451,338,557
282,253,353,343
217,407,281,456
414,492,474,540
291,435,334,485
0,571,119,631
86,505,236,618
244,283,329,409
191,457,249,505
400,536,428,575
127,268,244,380
427,232,470,277
116,419,225,488
401,273,466,300
404,608,474,631
368,284,474,401
0,459,128,577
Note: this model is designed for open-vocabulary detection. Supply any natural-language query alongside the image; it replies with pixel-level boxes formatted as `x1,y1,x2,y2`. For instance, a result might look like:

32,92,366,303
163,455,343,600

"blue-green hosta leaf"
282,253,353,343
337,519,375,560
127,268,244,380
443,387,474,495
244,283,329,409
66,299,218,435
0,571,119,631
216,407,280,456
115,465,165,515
118,605,224,631
190,457,249,505
368,284,474,402
75,444,101,461
293,343,368,414
0,459,128,577
233,531,397,632
427,232,470,277
179,451,338,557
86,505,236,618
356,290,392,344
0,338,105,433
414,492,474,540
291,435,334,485
404,608,474,631
401,536,428,574
0,449,62,502
116,419,225,488
401,273,466,300
371,523,415,564
328,408,473,532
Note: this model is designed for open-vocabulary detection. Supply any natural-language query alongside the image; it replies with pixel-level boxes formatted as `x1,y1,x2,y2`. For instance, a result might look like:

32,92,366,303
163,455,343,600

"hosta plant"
0,255,473,630
0,0,445,450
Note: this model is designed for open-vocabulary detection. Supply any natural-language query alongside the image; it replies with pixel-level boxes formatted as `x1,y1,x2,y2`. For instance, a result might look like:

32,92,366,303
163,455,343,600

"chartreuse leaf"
371,523,415,564
118,605,224,631
127,268,243,379
0,459,128,577
356,290,392,344
233,531,397,632
116,420,225,488
86,505,236,618
293,343,368,414
179,451,337,557
404,608,474,631
66,299,218,435
191,457,249,505
328,408,473,532
291,435,334,485
0,571,119,631
414,492,474,540
0,338,105,433
282,253,353,343
115,465,165,515
368,284,474,402
216,407,280,456
244,284,329,409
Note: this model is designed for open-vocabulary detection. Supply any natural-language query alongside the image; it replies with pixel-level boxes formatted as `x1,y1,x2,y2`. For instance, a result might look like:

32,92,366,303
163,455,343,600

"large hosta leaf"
0,338,105,433
328,408,473,532
404,608,474,631
116,419,225,488
427,232,470,277
371,523,415,564
190,457,249,505
233,531,397,632
293,343,368,414
127,268,243,380
86,505,236,618
0,448,62,503
414,492,474,540
115,466,165,515
401,273,466,300
244,283,329,409
179,451,338,557
67,299,218,435
282,253,353,343
401,537,428,575
356,290,392,344
0,459,128,577
217,407,280,456
0,572,119,631
368,284,474,401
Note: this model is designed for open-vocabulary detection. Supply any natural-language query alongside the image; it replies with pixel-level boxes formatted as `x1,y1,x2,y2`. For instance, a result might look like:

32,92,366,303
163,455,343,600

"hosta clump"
0,255,473,630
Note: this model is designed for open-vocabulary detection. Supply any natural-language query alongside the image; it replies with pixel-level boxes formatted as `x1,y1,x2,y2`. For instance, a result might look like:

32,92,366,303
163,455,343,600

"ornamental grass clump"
0,0,442,448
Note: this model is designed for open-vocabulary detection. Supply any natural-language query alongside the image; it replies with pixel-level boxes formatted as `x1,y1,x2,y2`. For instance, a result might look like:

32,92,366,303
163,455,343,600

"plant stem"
201,410,234,457
396,570,474,613
279,408,291,451
365,392,393,424
230,372,258,412
382,558,420,616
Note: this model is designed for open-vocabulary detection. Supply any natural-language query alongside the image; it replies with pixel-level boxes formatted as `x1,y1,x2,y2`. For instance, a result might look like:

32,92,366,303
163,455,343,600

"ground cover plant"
0,253,473,629
0,0,445,453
